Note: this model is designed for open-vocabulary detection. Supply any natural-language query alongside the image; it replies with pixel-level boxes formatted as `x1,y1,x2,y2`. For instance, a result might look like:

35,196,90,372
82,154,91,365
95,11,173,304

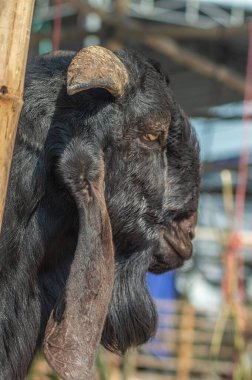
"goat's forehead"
138,116,171,132
126,89,174,125
135,80,173,112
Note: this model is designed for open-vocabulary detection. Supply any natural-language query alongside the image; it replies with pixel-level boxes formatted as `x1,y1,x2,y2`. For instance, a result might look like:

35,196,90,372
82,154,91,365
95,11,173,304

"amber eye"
142,133,159,142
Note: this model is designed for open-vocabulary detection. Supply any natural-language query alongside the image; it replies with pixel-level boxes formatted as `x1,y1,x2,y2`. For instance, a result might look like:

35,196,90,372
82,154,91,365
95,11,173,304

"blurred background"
26,1,252,379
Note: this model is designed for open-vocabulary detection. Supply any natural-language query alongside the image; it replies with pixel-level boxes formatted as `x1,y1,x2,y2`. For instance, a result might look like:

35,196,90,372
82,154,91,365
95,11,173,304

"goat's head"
64,46,200,354
0,45,200,380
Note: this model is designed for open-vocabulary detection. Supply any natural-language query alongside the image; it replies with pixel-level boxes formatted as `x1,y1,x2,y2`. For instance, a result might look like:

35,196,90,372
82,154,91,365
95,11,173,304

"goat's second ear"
67,45,129,98
43,149,114,380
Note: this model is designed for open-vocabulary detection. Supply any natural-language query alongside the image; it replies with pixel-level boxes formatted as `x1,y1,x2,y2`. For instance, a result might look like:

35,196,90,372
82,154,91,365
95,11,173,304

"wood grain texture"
0,0,35,230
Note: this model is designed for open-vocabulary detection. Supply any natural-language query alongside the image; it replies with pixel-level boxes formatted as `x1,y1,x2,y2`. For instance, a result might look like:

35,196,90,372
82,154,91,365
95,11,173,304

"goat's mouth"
148,212,197,274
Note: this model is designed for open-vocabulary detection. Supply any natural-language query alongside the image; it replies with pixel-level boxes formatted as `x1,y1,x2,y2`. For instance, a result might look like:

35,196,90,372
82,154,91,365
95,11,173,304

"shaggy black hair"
0,48,200,379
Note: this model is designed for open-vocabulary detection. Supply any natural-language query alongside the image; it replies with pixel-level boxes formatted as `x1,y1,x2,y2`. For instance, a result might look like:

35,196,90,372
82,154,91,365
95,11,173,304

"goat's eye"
142,133,159,142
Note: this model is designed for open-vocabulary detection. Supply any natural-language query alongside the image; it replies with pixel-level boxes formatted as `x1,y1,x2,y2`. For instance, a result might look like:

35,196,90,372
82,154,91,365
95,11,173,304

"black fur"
0,49,200,379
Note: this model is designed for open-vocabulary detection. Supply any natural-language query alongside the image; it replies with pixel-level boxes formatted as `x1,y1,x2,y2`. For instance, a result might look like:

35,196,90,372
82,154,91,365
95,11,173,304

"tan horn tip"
67,45,129,98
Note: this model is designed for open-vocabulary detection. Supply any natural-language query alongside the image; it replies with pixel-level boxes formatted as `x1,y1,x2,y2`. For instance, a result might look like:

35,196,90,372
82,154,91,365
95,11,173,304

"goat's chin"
101,251,157,354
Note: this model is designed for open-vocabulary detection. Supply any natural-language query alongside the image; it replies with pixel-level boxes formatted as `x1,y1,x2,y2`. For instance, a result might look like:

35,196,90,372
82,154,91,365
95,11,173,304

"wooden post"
176,304,195,380
0,0,35,231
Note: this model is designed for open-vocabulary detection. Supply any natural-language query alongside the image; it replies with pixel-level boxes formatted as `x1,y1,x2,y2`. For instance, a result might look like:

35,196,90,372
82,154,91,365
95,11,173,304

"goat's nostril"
177,211,197,240
189,212,197,239
190,211,198,227
188,228,195,240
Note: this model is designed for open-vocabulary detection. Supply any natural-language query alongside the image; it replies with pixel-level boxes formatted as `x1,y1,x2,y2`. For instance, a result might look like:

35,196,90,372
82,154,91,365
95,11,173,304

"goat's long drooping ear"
43,146,114,380
67,45,129,98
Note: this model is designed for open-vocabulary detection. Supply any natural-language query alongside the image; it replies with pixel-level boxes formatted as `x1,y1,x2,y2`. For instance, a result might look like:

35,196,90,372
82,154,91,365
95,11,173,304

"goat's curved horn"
67,46,129,98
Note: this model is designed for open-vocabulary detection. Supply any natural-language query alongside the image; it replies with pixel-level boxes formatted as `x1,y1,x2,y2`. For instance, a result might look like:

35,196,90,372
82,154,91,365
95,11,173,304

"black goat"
0,46,200,380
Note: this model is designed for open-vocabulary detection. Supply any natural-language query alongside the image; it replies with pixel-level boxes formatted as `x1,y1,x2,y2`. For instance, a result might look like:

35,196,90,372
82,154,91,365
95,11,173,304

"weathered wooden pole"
0,0,35,231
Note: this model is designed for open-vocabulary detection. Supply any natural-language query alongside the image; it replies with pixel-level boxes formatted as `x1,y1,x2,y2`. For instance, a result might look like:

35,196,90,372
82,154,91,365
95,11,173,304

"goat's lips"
162,211,197,260
163,223,193,260
148,213,197,274
149,254,184,274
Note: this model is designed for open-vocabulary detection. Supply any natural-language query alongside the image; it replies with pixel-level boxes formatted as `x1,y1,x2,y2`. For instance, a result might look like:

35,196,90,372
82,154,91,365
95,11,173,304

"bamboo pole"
0,0,35,231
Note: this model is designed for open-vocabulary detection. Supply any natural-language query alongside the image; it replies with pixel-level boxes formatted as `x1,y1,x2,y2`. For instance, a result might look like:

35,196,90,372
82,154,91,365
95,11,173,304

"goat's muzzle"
166,211,197,260
149,211,197,274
